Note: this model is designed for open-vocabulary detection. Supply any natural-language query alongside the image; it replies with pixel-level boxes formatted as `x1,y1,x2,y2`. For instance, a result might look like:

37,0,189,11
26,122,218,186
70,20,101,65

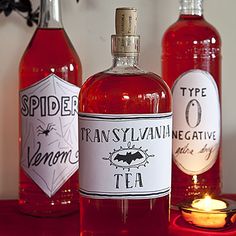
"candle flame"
203,195,213,211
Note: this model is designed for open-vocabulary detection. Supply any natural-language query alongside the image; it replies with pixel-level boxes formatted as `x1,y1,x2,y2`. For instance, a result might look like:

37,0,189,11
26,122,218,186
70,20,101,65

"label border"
80,187,170,199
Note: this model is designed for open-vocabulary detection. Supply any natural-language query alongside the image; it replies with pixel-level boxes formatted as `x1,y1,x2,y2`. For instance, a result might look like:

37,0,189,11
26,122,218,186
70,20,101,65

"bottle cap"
179,0,203,15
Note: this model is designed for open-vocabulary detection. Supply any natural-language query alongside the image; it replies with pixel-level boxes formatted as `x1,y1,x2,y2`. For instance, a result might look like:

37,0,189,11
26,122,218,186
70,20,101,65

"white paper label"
20,74,80,197
172,69,220,175
79,113,172,199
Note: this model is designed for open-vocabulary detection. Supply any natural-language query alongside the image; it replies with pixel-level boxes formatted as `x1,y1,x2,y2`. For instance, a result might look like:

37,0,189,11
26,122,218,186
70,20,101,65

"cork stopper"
115,8,137,35
112,7,140,56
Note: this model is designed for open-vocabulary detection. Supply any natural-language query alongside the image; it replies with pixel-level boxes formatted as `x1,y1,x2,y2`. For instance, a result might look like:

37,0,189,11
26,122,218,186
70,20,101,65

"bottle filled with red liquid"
19,0,82,216
79,8,172,236
162,0,221,206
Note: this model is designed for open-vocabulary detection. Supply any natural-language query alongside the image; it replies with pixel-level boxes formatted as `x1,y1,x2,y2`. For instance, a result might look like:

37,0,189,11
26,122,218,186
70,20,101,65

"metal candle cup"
179,195,236,229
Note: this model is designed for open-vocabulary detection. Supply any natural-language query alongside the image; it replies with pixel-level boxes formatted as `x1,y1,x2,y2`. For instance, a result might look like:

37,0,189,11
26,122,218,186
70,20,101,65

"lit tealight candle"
180,196,236,229
192,195,227,211
180,195,231,229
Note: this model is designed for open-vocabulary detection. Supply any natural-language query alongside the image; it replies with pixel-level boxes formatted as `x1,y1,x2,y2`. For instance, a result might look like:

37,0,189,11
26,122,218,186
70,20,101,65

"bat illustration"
114,151,143,165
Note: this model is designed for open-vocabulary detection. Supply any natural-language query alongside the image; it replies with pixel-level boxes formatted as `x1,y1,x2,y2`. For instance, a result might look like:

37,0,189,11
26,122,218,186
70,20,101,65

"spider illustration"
37,123,56,136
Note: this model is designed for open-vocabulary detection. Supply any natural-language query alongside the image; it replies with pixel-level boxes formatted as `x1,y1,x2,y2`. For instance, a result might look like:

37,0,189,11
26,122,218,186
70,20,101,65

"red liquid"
79,72,172,236
162,15,221,205
19,28,82,216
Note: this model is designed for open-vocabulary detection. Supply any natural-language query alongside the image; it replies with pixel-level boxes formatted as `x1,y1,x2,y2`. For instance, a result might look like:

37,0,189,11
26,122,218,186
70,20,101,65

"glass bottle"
79,8,172,236
162,0,221,206
19,0,82,216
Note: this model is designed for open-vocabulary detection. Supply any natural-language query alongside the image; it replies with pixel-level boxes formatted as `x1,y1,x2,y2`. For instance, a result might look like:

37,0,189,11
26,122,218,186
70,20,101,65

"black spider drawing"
37,123,56,136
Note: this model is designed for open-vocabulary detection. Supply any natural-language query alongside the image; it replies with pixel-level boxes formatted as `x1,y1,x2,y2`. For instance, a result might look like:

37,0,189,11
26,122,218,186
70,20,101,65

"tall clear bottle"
19,0,82,216
79,8,172,236
162,0,221,206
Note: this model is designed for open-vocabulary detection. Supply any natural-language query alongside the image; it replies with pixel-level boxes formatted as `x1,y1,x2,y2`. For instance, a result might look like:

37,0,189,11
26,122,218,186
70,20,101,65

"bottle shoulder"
20,28,81,66
19,28,82,89
81,71,171,96
79,71,172,114
162,16,221,46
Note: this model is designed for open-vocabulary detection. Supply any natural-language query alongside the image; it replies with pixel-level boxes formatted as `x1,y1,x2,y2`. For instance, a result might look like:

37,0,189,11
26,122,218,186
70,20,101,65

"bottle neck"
38,0,63,28
113,55,139,67
179,0,203,16
108,35,142,73
107,55,142,74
